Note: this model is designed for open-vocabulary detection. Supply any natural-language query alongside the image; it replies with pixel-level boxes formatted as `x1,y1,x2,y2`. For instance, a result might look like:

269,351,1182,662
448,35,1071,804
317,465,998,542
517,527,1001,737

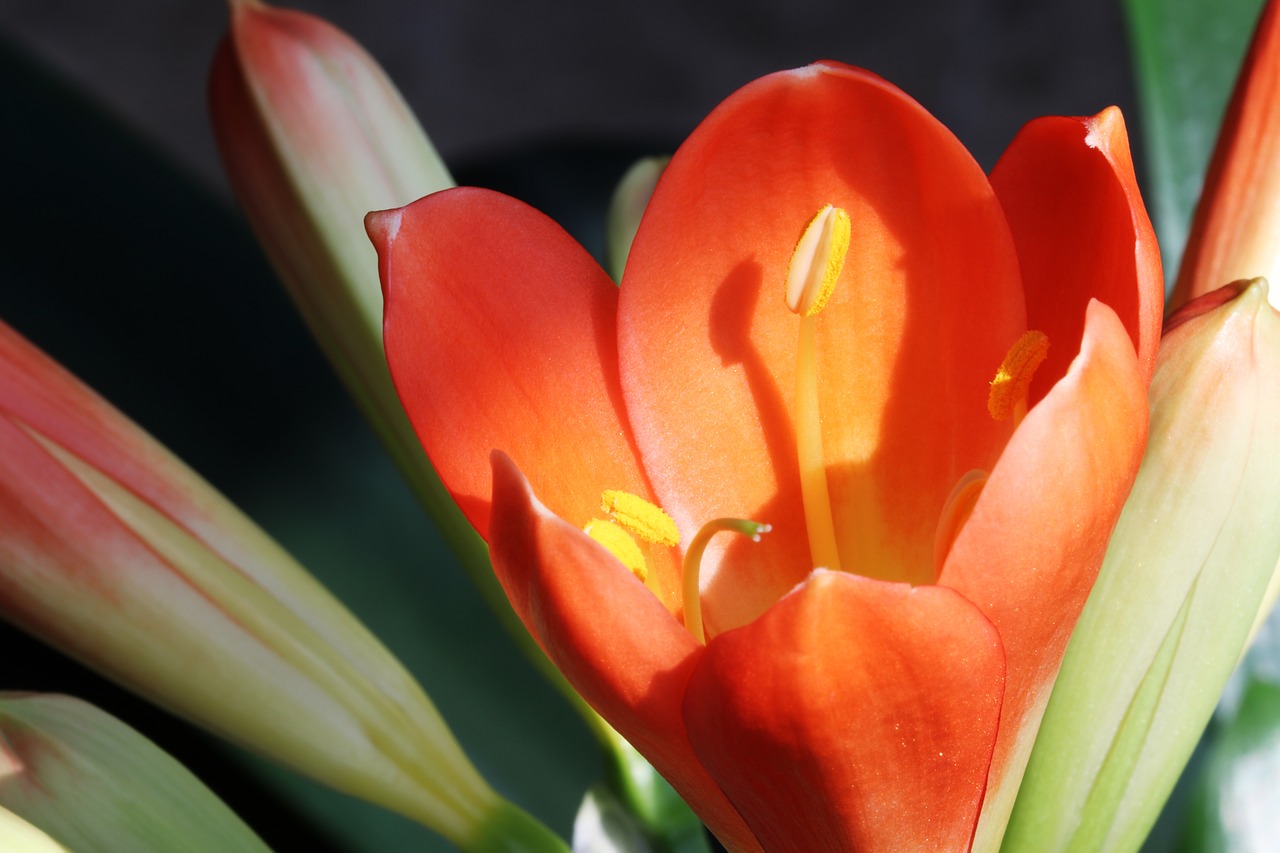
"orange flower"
372,62,1162,851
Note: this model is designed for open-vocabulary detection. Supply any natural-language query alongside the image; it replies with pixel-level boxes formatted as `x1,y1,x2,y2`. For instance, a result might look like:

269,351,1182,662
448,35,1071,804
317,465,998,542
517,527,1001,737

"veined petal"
374,189,683,610
683,571,1004,853
938,300,1147,851
990,107,1164,394
618,61,1024,633
487,453,760,853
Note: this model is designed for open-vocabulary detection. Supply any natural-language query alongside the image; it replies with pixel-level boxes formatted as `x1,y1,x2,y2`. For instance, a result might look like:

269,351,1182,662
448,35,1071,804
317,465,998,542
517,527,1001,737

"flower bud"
1004,279,1280,852
0,322,560,850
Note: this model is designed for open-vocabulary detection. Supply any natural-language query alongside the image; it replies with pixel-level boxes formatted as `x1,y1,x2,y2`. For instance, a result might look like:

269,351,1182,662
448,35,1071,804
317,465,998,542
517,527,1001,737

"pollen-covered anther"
584,518,648,582
988,330,1050,421
785,204,851,317
601,489,680,546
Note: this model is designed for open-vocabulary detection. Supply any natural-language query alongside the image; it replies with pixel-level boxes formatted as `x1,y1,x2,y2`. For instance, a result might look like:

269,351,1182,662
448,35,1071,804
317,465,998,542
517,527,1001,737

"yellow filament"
795,316,842,570
933,469,988,576
785,205,852,317
989,330,1050,423
785,205,850,571
601,490,680,546
584,518,648,582
682,519,772,644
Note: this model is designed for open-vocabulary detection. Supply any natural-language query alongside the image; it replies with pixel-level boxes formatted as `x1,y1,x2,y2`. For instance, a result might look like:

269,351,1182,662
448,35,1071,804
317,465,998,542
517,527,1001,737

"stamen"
785,204,852,317
601,489,679,547
786,205,850,571
584,518,648,582
933,469,988,576
795,319,841,570
989,330,1049,424
682,518,772,644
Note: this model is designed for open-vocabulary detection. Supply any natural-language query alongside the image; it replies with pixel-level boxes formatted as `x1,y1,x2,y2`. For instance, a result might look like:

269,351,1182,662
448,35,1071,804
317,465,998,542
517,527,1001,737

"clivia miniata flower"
373,60,1163,850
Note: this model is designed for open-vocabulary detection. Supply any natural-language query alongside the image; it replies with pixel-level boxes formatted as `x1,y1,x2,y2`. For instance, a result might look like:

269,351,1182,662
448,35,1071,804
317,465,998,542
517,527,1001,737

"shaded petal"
938,300,1148,850
374,189,684,606
618,61,1024,633
990,107,1164,396
487,453,760,852
683,570,1004,853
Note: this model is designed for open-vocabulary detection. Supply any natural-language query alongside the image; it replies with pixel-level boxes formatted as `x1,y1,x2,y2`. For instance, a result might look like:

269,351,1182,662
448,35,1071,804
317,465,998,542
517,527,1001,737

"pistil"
785,205,851,571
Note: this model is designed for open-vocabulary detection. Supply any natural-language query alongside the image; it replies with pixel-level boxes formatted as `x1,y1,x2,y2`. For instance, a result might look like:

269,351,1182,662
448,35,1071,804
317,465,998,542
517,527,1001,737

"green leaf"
0,694,270,852
1122,0,1264,290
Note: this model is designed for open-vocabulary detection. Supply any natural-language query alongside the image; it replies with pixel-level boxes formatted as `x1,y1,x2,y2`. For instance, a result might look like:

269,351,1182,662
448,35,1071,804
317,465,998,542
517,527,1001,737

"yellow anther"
584,518,648,582
601,489,679,546
988,330,1050,421
785,204,851,317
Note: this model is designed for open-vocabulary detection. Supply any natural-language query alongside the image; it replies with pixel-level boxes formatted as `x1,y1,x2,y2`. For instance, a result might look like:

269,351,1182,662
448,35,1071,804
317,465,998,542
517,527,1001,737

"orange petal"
1173,0,1280,309
487,453,761,852
683,570,1004,852
618,61,1024,633
937,300,1148,846
990,107,1164,396
372,188,688,604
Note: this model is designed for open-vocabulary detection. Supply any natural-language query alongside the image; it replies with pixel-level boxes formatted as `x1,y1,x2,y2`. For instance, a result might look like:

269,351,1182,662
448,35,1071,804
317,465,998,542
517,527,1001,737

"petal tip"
364,207,403,252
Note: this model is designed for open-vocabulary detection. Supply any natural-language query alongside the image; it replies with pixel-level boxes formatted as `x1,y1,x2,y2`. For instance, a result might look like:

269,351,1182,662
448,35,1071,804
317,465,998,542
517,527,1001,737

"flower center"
784,206,1051,579
582,490,768,643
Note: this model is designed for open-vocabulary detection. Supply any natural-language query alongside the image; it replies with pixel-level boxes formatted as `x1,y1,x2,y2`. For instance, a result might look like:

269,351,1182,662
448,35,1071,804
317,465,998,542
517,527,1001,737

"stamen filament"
796,315,842,571
682,518,772,644
933,469,988,576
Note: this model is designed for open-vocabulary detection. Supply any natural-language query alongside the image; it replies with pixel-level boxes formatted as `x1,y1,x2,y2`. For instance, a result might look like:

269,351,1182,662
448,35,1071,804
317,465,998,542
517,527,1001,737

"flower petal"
938,300,1148,850
682,570,1004,853
990,107,1164,396
374,188,687,606
618,61,1024,634
487,453,760,852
